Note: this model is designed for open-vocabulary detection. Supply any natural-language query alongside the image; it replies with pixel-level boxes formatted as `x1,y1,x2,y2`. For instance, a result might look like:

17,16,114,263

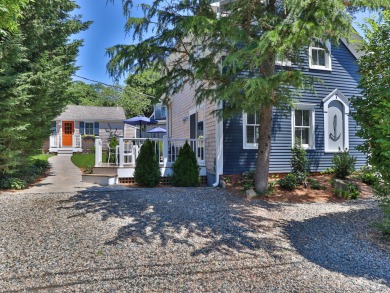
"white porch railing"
49,134,61,148
49,134,82,148
94,136,205,167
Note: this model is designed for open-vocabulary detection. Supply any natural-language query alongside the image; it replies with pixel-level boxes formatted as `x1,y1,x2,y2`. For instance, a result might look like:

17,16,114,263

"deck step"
82,174,117,185
57,148,74,156
92,167,117,176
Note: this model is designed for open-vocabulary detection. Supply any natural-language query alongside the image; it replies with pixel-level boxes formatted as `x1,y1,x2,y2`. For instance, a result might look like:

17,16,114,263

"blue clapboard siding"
223,42,366,174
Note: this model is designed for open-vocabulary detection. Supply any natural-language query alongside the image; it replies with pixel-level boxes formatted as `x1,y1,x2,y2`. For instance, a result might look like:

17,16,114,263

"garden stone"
246,188,257,198
334,179,349,191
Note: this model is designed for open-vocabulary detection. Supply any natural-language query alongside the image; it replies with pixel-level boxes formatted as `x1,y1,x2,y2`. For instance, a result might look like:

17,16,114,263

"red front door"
62,121,74,146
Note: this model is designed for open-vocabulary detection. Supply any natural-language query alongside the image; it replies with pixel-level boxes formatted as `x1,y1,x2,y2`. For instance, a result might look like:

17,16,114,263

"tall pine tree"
107,0,389,192
0,0,90,175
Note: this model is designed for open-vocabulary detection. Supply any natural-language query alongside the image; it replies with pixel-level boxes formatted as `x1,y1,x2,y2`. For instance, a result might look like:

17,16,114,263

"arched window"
323,89,350,152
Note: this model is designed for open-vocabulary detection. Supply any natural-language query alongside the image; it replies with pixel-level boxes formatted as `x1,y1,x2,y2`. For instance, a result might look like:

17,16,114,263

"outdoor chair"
123,141,134,164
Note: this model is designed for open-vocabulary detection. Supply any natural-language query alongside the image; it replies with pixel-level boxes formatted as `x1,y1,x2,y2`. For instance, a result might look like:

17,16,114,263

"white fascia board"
340,36,365,60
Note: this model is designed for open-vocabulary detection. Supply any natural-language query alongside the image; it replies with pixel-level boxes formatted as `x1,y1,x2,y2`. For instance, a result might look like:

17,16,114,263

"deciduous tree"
352,11,390,236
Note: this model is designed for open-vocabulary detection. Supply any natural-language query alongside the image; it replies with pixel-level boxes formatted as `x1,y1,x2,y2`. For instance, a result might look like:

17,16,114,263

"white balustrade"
94,136,205,167
49,134,60,148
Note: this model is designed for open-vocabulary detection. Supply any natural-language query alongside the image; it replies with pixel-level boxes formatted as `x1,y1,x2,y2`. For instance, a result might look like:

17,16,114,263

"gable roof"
54,105,126,121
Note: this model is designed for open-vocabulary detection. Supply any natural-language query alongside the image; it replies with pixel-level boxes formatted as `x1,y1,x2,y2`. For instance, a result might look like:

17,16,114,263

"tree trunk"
255,104,273,193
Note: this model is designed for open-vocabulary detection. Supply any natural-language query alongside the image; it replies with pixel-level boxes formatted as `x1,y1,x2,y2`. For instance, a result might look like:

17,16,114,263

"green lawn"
71,153,108,168
30,154,52,162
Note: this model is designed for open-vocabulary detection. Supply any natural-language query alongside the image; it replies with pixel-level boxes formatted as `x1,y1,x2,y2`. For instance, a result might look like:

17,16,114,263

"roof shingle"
54,105,126,121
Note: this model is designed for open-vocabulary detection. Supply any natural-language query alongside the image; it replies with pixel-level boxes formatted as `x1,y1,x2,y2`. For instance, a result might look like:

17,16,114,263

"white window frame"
323,89,350,153
275,54,292,67
189,104,205,139
309,40,332,71
291,103,316,150
243,112,260,149
84,122,95,135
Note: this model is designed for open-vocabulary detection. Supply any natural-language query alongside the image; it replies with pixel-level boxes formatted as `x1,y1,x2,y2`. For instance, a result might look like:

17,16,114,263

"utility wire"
73,74,156,98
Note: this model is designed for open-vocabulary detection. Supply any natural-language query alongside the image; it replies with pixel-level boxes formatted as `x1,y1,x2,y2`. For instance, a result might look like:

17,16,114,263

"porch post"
95,138,102,167
119,138,124,168
163,135,168,166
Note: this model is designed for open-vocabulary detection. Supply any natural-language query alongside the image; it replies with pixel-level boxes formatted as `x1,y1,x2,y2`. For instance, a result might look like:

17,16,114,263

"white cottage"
48,105,129,154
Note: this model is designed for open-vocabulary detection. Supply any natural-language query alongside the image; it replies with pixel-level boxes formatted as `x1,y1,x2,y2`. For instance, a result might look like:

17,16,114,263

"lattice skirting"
119,176,207,186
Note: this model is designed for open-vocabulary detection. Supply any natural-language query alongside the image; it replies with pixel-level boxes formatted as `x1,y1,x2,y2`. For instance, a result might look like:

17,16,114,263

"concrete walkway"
16,155,100,193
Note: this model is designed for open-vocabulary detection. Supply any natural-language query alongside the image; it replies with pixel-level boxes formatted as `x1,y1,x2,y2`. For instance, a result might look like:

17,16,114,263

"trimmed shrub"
332,149,356,179
171,142,199,186
291,141,308,184
279,174,297,191
134,140,161,187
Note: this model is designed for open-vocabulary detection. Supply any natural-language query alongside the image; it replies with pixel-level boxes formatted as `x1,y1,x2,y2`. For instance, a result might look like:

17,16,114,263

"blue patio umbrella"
147,127,167,134
123,116,158,138
147,126,167,138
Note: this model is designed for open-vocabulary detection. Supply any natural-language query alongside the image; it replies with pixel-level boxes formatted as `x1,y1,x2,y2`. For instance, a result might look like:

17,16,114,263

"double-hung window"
243,112,260,149
84,122,94,135
309,41,331,70
291,104,316,149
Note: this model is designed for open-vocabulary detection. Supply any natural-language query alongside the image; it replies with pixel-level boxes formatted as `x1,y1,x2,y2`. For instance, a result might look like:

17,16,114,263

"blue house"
166,37,366,186
223,40,366,176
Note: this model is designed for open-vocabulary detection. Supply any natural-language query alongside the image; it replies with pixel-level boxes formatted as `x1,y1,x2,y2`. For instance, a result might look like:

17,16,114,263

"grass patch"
71,153,108,169
30,154,52,162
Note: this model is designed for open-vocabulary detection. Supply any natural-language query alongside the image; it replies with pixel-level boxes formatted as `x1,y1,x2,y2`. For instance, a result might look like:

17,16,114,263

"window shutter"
94,122,99,136
79,122,85,134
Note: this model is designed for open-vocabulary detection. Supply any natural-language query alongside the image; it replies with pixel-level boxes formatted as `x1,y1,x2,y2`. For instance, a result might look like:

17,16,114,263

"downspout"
213,101,224,187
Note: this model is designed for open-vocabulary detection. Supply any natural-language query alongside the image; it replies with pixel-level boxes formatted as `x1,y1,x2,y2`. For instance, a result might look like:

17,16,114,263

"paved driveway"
0,188,388,292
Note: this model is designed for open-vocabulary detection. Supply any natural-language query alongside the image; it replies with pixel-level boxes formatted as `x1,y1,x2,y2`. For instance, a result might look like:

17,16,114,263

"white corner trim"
213,101,224,187
323,89,350,152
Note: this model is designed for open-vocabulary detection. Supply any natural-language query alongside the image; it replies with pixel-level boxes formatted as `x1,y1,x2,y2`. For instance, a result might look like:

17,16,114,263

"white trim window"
309,40,332,70
243,112,260,149
291,103,316,149
323,89,350,152
275,54,292,67
84,122,94,135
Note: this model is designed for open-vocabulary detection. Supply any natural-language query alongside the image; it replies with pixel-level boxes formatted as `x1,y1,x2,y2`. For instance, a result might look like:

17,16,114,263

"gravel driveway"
0,188,389,292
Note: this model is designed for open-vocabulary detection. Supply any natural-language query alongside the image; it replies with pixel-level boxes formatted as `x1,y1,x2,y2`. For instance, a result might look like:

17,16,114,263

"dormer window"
309,41,332,70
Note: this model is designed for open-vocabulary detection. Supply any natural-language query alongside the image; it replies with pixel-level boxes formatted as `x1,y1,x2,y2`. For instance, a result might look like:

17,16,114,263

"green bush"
362,172,379,186
134,140,161,187
332,149,357,179
279,174,297,191
242,169,256,182
333,183,360,200
308,178,326,190
291,141,308,184
171,142,200,186
0,178,26,190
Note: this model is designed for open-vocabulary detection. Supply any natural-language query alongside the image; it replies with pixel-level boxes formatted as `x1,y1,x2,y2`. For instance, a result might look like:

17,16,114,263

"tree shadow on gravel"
58,187,287,257
285,207,390,285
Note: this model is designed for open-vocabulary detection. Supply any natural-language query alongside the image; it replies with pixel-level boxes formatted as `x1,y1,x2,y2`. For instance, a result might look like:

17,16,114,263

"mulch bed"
224,174,374,203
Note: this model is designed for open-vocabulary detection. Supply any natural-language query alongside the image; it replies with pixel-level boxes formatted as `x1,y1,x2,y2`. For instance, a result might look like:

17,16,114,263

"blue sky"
72,0,371,86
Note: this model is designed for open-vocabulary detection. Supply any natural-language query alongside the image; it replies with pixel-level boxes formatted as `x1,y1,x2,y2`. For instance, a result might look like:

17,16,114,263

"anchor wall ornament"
329,114,341,141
